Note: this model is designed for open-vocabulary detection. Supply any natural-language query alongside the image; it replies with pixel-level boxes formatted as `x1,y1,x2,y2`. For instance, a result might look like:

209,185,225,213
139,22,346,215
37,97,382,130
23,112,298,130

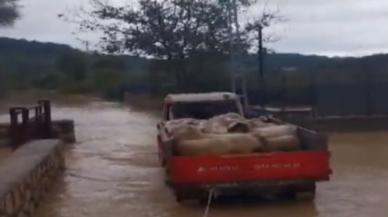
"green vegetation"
1,37,388,106
80,0,280,90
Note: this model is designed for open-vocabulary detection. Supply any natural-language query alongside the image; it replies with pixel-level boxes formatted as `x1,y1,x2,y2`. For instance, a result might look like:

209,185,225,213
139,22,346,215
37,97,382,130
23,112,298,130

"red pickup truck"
157,92,331,202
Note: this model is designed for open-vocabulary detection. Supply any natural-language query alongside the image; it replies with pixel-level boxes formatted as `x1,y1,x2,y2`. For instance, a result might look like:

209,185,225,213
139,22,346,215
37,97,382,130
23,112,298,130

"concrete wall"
0,124,10,147
0,120,75,147
0,139,65,217
0,120,75,217
51,120,76,144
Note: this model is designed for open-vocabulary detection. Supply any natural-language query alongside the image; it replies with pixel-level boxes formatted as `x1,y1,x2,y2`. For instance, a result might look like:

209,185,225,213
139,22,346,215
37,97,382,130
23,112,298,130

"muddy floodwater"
9,99,387,217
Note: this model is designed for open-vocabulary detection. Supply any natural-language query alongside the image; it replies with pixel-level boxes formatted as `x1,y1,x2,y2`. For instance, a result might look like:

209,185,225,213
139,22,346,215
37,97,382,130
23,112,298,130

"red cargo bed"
169,151,331,184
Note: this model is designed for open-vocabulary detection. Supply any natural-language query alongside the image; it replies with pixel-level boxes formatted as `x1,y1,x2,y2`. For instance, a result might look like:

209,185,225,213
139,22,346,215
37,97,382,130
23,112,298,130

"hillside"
3,37,388,75
0,37,336,72
0,37,150,93
1,37,388,103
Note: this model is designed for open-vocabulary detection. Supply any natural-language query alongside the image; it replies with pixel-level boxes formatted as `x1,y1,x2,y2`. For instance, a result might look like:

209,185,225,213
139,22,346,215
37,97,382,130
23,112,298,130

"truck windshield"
171,101,240,119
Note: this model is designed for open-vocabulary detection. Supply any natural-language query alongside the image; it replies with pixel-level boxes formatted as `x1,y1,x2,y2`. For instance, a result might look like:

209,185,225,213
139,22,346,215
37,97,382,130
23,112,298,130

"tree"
0,0,19,27
78,0,269,89
245,4,284,103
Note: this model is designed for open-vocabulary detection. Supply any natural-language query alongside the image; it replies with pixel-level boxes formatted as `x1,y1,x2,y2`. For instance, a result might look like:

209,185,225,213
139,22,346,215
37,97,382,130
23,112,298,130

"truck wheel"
160,157,166,166
296,190,315,200
175,193,183,202
296,183,316,200
199,193,211,205
199,197,208,205
279,190,297,199
175,190,190,203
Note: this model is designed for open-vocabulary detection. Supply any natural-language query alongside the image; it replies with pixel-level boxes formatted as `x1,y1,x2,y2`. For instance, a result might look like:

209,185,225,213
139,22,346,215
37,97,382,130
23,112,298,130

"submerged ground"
1,95,388,217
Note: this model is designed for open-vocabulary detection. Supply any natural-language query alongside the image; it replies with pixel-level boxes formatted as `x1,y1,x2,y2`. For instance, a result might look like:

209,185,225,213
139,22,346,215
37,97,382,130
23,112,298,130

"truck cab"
162,92,244,121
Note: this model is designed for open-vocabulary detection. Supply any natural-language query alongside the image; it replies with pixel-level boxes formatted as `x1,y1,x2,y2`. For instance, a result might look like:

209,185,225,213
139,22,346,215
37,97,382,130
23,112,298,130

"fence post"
39,100,52,138
8,107,29,147
9,108,18,147
21,108,29,126
9,108,18,128
21,108,29,143
35,106,42,122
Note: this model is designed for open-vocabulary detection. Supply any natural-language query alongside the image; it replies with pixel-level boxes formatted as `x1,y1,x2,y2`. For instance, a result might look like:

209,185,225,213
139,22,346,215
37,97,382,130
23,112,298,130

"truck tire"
175,192,184,202
279,190,297,199
174,190,191,202
174,189,205,203
296,183,316,200
160,156,166,167
279,182,316,200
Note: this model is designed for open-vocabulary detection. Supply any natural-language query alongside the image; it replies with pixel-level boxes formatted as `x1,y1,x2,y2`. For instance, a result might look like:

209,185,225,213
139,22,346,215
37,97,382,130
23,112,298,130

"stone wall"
0,139,65,217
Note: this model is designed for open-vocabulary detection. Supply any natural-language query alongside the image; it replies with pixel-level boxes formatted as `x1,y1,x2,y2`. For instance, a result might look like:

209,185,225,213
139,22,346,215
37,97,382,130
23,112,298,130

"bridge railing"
9,100,52,147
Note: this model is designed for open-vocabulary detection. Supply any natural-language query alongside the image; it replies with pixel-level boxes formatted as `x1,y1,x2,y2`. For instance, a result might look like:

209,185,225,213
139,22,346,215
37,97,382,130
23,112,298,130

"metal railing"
9,100,52,147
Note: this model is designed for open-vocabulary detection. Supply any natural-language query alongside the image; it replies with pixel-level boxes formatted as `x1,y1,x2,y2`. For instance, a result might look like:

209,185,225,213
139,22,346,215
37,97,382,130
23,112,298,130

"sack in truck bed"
251,125,301,152
175,134,264,156
167,114,303,156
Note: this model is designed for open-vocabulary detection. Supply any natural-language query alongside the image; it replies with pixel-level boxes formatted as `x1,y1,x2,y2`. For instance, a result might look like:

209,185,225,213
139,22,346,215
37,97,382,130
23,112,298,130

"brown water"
29,100,388,217
0,147,12,161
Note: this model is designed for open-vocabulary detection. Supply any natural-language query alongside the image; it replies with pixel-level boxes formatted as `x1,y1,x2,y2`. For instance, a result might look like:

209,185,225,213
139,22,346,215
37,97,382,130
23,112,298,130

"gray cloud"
264,0,388,56
0,0,387,56
0,0,93,48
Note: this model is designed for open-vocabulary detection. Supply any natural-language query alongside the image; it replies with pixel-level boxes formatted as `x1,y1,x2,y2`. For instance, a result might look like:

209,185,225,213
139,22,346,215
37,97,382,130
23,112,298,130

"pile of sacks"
165,113,301,156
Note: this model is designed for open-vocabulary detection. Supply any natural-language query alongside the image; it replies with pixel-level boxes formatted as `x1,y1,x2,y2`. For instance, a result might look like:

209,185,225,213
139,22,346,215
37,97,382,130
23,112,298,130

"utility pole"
227,0,235,92
257,24,265,104
232,0,241,46
258,24,263,84
228,0,249,107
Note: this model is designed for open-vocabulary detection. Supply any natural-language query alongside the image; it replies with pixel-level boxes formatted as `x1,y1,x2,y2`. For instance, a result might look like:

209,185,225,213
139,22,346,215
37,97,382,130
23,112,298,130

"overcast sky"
0,0,387,57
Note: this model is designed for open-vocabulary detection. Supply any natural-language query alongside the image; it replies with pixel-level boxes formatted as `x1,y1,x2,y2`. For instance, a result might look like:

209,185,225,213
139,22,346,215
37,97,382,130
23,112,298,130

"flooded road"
27,100,388,217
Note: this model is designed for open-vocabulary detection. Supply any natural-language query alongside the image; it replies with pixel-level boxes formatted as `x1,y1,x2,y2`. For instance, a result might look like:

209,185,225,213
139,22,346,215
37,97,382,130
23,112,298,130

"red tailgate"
169,151,331,184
